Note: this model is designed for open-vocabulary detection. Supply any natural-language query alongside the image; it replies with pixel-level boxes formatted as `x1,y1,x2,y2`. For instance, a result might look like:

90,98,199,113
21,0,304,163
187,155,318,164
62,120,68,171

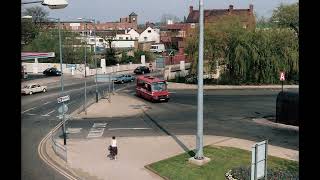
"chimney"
189,6,193,14
249,4,254,13
229,5,234,11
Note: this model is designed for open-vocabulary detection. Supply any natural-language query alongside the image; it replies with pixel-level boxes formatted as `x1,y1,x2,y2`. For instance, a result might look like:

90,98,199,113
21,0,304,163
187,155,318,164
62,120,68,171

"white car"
21,83,48,95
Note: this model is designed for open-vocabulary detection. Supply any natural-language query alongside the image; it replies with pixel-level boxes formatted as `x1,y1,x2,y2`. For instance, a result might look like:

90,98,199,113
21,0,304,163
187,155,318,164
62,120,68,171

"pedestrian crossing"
87,123,107,138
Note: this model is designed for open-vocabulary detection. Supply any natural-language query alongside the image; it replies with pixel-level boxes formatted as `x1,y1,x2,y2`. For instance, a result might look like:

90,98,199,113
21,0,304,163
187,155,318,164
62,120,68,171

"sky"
21,0,298,24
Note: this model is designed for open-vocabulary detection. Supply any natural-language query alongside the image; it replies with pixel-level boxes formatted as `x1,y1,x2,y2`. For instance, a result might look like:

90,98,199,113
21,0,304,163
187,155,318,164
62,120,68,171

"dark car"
134,66,150,74
43,67,62,76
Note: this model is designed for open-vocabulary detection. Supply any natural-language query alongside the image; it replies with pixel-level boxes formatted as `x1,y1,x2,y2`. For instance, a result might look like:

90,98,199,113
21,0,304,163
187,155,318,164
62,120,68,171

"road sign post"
251,140,268,180
280,72,285,92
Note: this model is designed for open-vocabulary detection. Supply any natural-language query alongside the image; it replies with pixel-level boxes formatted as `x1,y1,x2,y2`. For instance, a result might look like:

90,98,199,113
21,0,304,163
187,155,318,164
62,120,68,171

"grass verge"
148,146,298,180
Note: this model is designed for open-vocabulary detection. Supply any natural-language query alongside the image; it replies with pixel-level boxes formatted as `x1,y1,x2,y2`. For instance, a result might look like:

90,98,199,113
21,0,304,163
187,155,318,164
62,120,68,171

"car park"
21,83,48,95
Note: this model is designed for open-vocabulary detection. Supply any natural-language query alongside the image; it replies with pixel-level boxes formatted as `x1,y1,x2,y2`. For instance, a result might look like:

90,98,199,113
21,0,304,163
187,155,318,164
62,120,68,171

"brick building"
186,4,256,29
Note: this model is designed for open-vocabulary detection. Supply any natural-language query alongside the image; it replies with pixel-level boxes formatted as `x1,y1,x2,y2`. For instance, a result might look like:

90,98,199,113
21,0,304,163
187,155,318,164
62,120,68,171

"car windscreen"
151,82,167,92
23,85,30,88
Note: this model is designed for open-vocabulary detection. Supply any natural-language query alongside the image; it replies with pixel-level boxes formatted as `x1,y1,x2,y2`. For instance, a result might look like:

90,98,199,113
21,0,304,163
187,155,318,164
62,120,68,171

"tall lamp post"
77,18,89,114
189,0,210,165
77,18,98,102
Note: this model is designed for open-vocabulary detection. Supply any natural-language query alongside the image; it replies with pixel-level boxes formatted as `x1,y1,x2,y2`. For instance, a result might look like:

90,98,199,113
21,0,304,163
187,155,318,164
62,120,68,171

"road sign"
280,72,285,81
57,95,70,103
58,104,68,114
251,140,268,180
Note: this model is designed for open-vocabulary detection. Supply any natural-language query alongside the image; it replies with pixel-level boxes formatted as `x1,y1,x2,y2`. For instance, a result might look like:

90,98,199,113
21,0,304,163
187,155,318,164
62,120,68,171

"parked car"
150,44,166,53
43,67,61,76
21,83,47,95
113,74,135,84
134,66,150,74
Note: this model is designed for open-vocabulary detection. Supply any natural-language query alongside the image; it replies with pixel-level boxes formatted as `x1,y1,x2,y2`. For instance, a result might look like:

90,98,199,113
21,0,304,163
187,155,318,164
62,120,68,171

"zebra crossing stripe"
87,123,107,138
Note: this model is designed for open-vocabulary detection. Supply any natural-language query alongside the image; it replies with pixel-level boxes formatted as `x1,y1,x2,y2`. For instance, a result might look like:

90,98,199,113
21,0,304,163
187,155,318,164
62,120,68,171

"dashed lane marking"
21,107,37,113
26,113,36,116
43,101,51,105
41,110,55,117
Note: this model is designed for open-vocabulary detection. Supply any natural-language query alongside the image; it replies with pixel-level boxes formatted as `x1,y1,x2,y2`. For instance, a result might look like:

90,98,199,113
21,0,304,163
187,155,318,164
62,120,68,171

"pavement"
44,83,299,180
167,82,299,90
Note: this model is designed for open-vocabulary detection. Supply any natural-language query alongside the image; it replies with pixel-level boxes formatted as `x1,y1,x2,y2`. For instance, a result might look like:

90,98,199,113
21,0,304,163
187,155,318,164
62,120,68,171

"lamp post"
77,18,98,103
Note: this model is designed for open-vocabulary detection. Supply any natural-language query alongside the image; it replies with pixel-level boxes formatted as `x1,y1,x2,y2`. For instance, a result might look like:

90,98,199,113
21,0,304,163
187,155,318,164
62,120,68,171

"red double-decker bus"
136,76,169,102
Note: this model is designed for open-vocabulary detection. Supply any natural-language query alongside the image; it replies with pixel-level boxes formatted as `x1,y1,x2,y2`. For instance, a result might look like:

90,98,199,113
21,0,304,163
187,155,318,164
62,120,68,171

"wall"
22,62,143,76
111,40,136,48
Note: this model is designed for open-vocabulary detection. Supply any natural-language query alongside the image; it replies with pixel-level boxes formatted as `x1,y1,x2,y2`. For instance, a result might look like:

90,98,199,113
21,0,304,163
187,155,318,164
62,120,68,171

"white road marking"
41,110,55,117
108,128,151,130
87,123,107,138
26,113,36,116
43,101,51,105
66,128,82,134
21,107,37,113
92,123,107,128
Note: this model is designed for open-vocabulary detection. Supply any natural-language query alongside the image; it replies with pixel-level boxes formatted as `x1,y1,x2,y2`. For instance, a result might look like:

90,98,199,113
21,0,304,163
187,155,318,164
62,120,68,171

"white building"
127,29,140,40
138,27,160,43
115,34,131,40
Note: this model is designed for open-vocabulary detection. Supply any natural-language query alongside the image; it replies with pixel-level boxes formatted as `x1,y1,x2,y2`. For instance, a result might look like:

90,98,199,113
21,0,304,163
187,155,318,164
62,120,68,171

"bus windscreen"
151,82,166,92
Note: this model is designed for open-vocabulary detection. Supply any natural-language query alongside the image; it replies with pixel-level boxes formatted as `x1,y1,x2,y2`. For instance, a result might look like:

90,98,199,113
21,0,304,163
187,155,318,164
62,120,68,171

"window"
37,84,41,87
126,37,129,40
144,37,147,41
31,85,36,88
137,79,145,87
135,37,138,40
99,39,103,42
148,30,151,33
152,82,167,92
119,37,123,40
146,84,151,92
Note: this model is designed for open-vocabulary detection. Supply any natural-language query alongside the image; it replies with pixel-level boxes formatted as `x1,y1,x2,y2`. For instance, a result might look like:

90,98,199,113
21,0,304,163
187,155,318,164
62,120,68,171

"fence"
51,135,67,162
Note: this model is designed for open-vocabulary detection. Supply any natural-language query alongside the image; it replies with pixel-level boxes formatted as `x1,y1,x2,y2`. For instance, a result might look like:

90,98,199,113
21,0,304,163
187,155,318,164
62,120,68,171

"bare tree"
22,6,49,25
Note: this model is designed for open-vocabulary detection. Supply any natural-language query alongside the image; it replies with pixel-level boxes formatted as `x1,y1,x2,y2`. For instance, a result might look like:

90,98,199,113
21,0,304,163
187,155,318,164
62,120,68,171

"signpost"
251,140,268,180
280,72,285,92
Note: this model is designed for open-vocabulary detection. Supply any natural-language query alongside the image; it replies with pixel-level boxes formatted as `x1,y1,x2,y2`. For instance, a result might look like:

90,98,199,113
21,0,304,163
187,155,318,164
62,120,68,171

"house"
186,4,256,29
160,23,191,49
138,27,160,43
127,29,140,40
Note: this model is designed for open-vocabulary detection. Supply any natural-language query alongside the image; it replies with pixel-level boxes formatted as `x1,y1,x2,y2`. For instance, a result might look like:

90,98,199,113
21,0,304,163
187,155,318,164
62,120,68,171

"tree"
160,14,181,25
21,18,39,46
22,6,49,25
104,39,117,66
271,3,299,36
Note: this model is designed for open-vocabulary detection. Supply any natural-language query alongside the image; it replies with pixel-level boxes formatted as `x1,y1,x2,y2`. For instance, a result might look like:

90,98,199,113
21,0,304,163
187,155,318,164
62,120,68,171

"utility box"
276,91,299,126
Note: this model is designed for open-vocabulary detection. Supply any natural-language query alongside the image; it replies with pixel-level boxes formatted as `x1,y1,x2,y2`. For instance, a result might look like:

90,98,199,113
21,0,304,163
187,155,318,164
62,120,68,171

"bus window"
146,84,151,92
152,82,167,92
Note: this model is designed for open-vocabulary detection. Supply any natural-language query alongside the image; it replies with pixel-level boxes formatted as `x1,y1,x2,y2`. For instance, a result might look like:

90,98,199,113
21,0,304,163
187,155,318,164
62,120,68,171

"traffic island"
148,146,298,180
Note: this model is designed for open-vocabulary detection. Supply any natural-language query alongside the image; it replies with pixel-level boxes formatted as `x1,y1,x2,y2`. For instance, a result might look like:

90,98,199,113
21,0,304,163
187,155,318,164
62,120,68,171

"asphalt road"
21,76,136,180
65,88,299,152
21,73,298,179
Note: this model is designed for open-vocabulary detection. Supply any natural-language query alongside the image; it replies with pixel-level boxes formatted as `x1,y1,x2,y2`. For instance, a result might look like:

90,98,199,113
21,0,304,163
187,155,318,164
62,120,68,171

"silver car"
21,83,47,95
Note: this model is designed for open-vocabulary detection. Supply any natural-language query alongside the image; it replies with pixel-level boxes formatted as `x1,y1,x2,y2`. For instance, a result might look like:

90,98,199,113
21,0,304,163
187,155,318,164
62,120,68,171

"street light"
23,15,67,145
21,0,68,9
77,18,99,103
77,18,90,114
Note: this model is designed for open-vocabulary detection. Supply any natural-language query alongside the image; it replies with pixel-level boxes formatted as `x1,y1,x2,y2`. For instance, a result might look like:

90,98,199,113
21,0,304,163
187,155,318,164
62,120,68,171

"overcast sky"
21,0,298,23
